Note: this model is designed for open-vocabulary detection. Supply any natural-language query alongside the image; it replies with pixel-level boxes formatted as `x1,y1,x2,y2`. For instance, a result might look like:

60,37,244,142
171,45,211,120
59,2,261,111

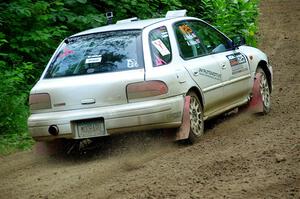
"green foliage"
0,131,34,155
0,0,106,154
195,0,259,46
95,0,181,19
0,62,33,134
0,0,260,154
0,62,35,155
0,0,106,74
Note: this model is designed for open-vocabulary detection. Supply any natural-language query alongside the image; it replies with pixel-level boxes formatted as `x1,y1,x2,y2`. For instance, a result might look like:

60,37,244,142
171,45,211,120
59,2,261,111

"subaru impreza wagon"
28,10,273,143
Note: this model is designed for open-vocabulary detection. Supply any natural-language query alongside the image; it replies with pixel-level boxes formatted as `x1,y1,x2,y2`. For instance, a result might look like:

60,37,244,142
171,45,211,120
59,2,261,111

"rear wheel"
256,67,271,114
187,92,204,143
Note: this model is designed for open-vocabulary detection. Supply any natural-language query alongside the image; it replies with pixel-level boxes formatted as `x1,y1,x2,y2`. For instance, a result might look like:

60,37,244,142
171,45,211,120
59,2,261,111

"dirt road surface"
1,0,299,198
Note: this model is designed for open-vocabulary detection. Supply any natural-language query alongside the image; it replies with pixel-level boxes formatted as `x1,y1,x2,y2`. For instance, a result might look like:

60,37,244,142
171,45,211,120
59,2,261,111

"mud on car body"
28,10,273,143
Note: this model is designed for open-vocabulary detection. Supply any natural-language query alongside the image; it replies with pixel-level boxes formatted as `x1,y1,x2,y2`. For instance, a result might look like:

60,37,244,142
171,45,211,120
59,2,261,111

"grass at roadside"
0,132,33,155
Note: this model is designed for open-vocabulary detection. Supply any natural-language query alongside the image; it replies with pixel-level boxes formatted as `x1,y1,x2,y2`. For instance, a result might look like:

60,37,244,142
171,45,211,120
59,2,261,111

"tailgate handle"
81,98,96,105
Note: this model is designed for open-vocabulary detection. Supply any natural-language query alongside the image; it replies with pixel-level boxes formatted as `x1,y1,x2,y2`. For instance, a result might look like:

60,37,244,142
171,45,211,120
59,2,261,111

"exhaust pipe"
48,125,59,136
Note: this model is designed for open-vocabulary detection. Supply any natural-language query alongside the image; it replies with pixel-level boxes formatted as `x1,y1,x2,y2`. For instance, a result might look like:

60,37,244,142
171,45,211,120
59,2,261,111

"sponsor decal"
161,31,169,38
179,24,201,46
127,59,139,68
154,55,167,66
226,53,248,74
152,39,170,56
197,68,222,80
85,55,102,64
59,47,74,58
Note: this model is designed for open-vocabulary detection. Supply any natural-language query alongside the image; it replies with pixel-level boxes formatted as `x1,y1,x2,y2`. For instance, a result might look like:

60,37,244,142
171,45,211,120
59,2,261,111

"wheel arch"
186,86,205,109
257,60,272,93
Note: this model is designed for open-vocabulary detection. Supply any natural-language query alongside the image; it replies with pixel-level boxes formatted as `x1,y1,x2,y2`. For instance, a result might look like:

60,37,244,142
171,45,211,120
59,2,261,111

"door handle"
81,98,96,105
193,71,199,76
221,64,227,70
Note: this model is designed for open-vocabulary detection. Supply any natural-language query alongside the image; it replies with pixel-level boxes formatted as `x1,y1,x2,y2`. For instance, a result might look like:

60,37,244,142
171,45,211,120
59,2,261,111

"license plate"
77,119,107,138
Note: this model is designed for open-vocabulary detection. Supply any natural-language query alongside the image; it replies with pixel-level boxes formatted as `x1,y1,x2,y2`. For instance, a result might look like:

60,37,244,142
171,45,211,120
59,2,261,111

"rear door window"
149,26,172,67
45,30,143,78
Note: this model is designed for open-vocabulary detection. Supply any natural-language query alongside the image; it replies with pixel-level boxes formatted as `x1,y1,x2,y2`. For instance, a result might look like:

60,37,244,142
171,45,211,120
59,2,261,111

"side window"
174,22,207,59
190,21,232,54
149,26,172,67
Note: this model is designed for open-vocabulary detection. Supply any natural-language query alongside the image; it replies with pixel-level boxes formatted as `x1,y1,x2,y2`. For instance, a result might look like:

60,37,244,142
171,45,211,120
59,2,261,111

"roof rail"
116,17,138,24
166,10,187,18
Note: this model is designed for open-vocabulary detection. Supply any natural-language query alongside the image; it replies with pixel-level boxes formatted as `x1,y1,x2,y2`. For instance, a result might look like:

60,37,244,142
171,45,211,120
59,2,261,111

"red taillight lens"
29,93,51,110
126,80,168,100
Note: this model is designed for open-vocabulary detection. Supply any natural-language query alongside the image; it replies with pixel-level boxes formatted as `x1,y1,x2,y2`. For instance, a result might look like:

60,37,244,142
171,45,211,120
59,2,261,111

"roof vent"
166,10,187,18
116,17,138,24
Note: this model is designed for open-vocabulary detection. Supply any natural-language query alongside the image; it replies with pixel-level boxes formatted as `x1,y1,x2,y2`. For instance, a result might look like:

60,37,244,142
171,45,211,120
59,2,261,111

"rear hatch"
31,30,144,113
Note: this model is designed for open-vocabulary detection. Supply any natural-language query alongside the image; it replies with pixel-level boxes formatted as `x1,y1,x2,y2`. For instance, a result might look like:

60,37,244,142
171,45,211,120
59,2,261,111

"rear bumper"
28,95,184,141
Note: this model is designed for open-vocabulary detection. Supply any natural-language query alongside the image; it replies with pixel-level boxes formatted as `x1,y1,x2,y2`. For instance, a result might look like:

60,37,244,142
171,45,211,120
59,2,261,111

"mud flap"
175,96,191,141
249,73,264,113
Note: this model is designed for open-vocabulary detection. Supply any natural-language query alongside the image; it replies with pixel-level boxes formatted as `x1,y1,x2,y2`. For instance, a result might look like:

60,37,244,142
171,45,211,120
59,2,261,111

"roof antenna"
106,12,113,25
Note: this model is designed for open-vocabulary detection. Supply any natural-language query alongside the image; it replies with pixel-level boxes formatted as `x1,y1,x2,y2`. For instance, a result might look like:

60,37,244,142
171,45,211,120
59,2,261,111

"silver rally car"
28,10,273,143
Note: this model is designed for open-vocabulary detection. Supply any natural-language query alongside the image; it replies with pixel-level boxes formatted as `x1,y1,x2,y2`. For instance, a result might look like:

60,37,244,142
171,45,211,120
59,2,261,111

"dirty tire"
256,67,271,114
187,91,204,143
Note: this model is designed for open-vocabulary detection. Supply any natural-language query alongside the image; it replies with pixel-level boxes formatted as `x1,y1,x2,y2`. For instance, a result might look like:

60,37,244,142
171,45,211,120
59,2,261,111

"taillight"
126,80,168,100
29,93,51,110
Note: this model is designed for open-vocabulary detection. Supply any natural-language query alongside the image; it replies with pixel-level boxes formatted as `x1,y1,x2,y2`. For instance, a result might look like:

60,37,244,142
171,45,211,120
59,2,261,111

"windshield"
45,30,143,78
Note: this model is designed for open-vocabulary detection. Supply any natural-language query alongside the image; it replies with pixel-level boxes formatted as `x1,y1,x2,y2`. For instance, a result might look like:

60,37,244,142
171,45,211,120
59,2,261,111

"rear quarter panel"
142,20,200,100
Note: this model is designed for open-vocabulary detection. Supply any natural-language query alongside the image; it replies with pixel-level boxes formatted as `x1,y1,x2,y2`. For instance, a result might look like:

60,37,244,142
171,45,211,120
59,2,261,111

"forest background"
0,0,259,154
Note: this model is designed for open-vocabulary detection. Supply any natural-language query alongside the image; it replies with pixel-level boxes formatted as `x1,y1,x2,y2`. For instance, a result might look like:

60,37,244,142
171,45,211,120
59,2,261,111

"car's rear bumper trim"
28,95,184,141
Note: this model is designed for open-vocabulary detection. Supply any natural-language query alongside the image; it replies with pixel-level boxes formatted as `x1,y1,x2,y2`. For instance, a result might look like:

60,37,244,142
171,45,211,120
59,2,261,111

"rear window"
45,30,143,78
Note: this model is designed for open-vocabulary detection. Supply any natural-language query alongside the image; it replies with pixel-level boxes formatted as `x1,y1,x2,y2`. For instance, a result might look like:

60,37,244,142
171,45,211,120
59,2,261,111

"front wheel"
187,92,204,143
256,67,271,114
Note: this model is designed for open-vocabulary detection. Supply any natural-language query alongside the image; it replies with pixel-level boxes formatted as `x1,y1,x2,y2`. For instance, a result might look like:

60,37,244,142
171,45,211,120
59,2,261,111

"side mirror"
232,36,246,48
